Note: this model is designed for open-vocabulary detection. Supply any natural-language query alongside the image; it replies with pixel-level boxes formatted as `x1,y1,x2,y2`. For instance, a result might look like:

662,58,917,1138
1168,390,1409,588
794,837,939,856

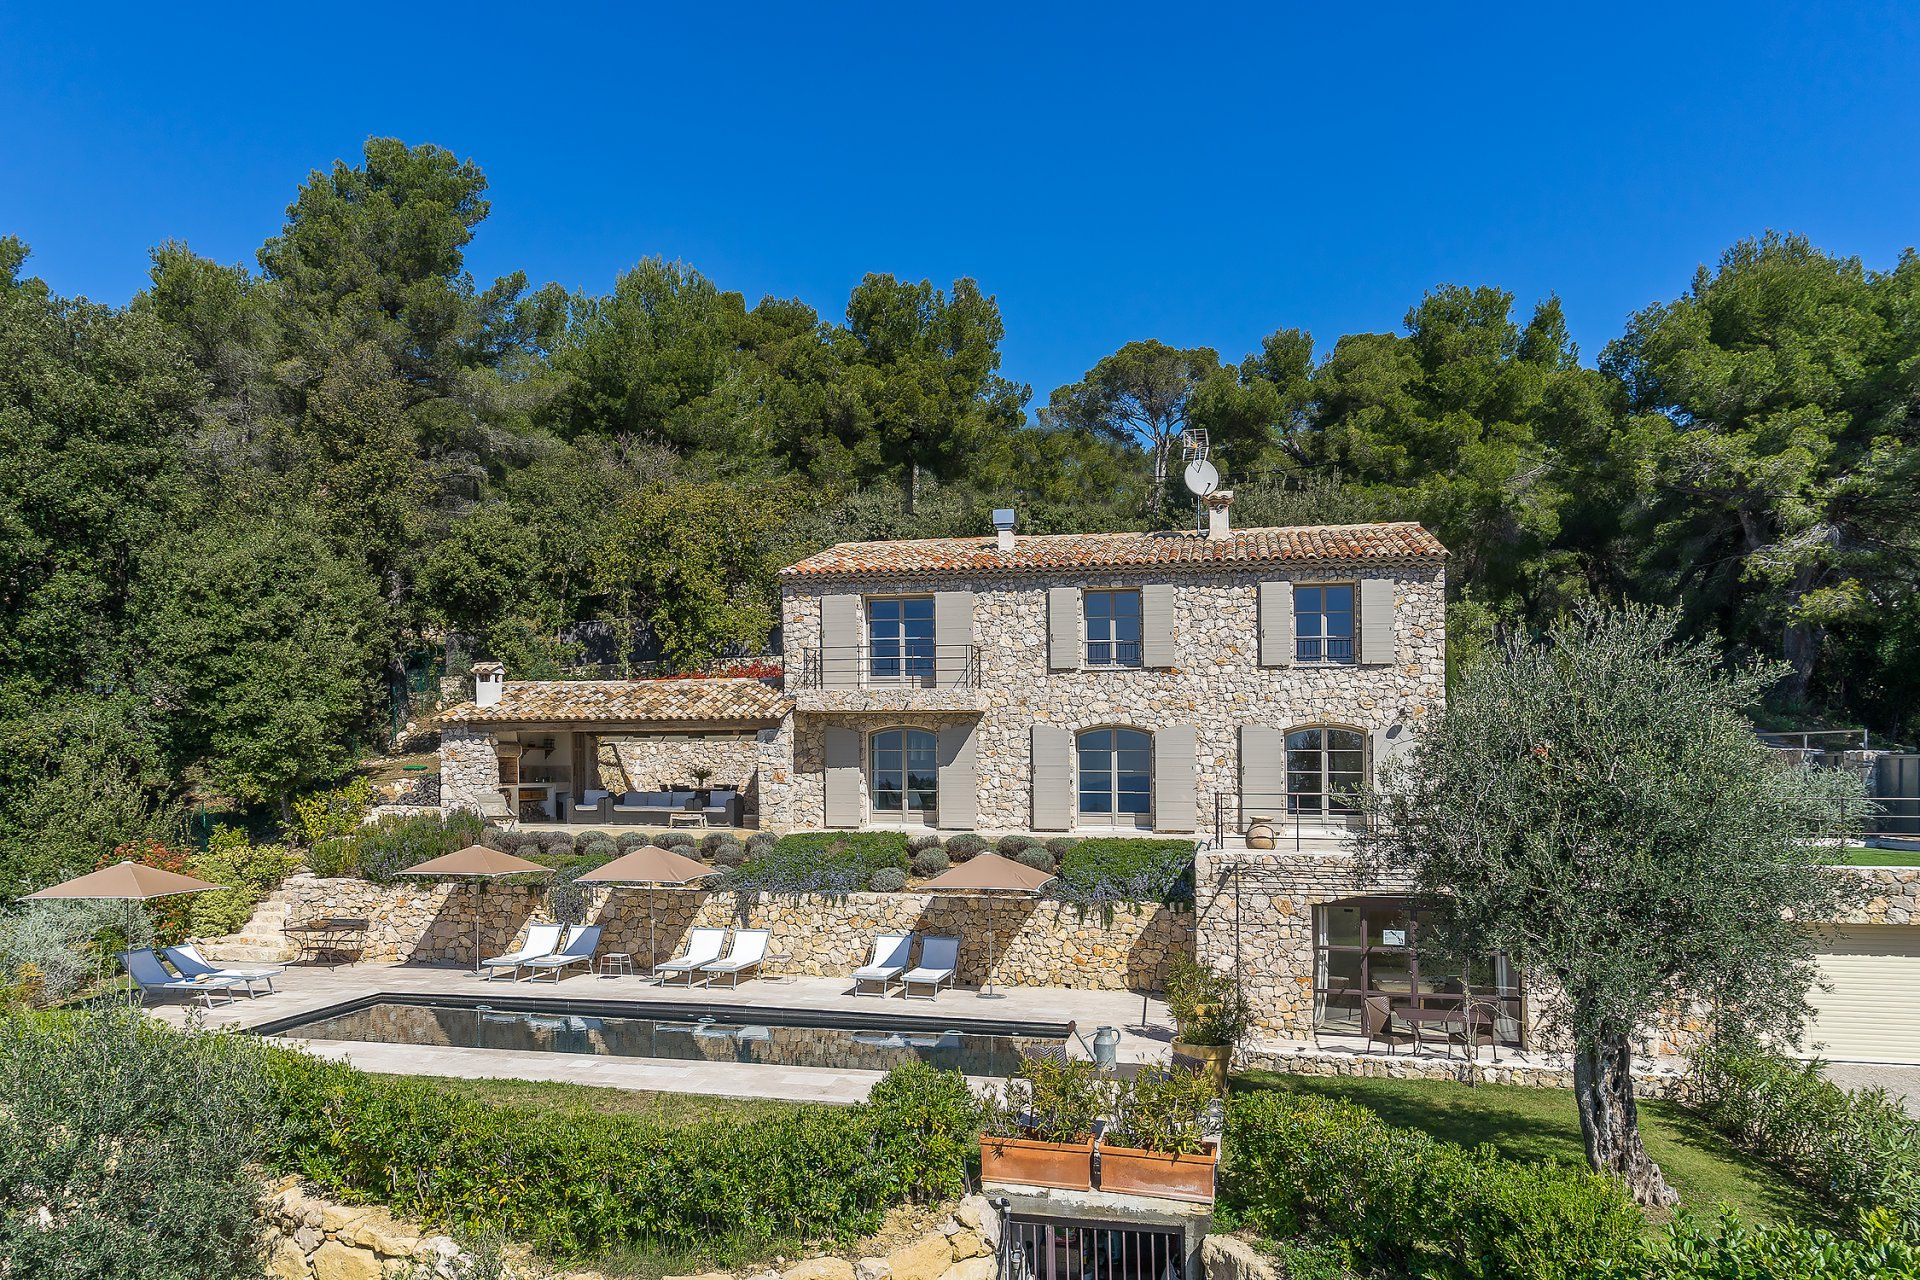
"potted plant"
979,1055,1106,1191
1098,1066,1221,1203
1164,959,1249,1091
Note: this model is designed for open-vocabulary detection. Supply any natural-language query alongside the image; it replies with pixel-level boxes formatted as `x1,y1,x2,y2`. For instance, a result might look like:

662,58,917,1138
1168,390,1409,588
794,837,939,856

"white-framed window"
870,727,937,815
1077,727,1152,822
1294,584,1356,664
867,596,935,682
1286,725,1367,815
1084,589,1143,668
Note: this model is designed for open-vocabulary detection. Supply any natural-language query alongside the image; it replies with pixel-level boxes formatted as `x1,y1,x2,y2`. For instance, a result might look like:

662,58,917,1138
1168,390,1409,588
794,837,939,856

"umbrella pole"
648,886,656,974
473,881,481,974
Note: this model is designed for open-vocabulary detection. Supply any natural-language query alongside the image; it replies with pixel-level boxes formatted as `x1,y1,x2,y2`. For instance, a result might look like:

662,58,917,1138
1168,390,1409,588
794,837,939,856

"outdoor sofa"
701,788,741,826
610,791,700,825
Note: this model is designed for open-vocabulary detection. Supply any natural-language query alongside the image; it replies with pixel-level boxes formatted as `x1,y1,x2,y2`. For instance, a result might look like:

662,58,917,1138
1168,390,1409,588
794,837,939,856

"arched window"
1077,728,1152,822
1286,726,1366,815
870,728,937,816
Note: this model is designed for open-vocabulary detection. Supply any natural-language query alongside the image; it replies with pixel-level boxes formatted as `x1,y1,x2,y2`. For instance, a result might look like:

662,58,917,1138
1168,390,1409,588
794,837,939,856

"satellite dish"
1184,458,1220,497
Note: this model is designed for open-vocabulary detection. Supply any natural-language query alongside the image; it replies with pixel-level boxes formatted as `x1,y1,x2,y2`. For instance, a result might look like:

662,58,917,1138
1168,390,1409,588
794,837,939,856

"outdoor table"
285,917,369,966
1398,1002,1502,1060
599,953,634,978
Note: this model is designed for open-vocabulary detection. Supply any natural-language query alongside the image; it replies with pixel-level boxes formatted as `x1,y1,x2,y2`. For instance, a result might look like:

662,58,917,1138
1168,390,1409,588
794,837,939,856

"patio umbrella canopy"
918,853,1058,994
574,846,717,968
399,845,551,972
23,861,224,901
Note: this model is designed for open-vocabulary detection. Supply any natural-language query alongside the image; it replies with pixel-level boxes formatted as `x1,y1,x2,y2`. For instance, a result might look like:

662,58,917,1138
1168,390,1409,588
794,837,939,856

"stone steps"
196,886,300,964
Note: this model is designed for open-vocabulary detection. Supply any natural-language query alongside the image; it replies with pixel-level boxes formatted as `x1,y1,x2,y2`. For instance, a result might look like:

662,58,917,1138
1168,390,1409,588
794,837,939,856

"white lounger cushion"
851,933,914,982
483,922,565,968
702,929,770,975
902,936,960,995
521,925,602,970
655,927,728,973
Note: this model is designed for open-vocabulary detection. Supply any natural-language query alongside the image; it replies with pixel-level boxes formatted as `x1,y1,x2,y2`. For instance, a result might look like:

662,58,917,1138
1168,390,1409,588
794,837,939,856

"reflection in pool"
274,999,1062,1077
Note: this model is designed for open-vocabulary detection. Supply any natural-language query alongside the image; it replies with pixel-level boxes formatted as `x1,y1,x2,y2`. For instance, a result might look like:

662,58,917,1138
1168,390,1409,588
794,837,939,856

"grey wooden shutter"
1258,581,1294,666
1359,579,1395,666
1046,587,1079,671
1239,725,1287,827
934,590,974,686
822,593,863,687
1141,584,1175,667
1031,724,1073,831
823,726,862,827
936,722,978,830
1154,724,1197,833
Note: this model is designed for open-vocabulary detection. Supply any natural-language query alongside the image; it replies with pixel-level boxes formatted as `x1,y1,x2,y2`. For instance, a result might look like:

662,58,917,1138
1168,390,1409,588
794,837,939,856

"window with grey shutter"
1154,724,1197,833
1258,582,1294,667
1239,725,1287,826
823,726,862,827
821,594,862,687
1359,579,1396,666
936,723,978,829
1141,583,1175,667
1046,587,1079,671
1031,724,1072,830
933,590,974,686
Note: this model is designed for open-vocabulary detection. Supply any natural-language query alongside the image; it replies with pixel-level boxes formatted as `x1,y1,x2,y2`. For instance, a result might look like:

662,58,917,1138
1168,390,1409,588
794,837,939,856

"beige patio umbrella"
574,845,717,969
918,853,1057,997
22,860,226,1001
398,845,551,973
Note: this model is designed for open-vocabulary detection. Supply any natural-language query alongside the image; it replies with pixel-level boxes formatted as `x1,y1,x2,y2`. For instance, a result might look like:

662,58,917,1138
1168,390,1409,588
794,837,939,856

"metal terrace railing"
1000,1215,1184,1280
794,644,982,690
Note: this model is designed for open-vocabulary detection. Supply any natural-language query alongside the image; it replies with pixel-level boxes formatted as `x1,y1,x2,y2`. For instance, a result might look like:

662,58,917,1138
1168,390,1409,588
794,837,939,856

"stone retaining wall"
278,874,1193,990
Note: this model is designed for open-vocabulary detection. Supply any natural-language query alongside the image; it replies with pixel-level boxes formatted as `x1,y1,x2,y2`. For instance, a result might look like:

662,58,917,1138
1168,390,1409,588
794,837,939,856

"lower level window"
1078,728,1151,819
1287,726,1366,815
871,728,937,813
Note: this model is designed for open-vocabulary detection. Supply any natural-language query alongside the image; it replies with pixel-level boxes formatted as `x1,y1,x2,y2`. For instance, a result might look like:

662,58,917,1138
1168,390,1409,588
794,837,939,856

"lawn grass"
406,1074,837,1122
1831,845,1920,866
1235,1070,1825,1227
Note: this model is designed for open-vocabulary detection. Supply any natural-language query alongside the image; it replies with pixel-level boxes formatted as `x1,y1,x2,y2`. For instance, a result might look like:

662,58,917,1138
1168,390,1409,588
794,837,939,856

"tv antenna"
1181,430,1221,531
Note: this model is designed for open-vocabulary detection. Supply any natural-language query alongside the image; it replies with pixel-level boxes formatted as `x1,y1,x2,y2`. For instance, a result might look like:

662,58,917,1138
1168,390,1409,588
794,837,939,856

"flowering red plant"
101,839,197,944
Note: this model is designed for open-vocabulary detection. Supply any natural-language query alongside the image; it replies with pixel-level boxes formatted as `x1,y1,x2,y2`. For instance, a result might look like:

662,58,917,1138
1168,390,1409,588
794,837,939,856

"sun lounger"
654,927,727,984
119,949,243,1008
161,942,284,997
480,921,566,981
901,935,959,1000
698,928,770,988
850,932,915,997
518,925,602,982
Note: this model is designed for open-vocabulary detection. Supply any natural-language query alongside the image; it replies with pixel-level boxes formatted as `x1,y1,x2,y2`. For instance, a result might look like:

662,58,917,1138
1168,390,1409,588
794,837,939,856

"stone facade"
1836,865,1920,924
277,873,1192,990
598,730,761,796
774,560,1445,835
439,724,499,815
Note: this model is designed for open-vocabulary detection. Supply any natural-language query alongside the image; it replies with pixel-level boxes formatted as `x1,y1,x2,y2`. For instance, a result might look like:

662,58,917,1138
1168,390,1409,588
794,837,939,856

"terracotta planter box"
980,1134,1096,1191
1096,1138,1218,1203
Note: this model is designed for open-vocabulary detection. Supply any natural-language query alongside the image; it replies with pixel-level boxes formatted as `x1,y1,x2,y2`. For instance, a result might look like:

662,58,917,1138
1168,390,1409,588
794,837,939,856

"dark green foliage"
1051,838,1194,907
730,832,910,896
0,1011,274,1280
943,833,988,861
581,836,618,861
909,846,950,878
1163,958,1251,1049
905,832,943,853
481,828,513,852
263,1050,973,1262
699,831,737,858
868,866,908,892
710,839,749,869
1689,1047,1920,1236
537,830,573,855
994,834,1037,857
1221,1088,1644,1280
1621,1210,1920,1279
350,810,487,882
745,831,778,855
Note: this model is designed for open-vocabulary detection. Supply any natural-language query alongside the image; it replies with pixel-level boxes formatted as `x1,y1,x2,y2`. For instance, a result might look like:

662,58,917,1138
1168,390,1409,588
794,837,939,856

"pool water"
273,999,1063,1077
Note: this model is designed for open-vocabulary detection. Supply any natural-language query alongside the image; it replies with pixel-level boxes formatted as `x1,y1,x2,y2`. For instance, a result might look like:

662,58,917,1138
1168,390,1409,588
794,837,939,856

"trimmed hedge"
727,832,911,895
1221,1088,1643,1280
1052,838,1195,907
263,1050,976,1261
1622,1210,1920,1279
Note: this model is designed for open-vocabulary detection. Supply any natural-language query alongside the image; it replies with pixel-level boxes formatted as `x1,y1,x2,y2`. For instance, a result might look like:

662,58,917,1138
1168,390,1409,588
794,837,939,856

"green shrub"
263,1051,972,1262
944,833,988,860
615,832,649,852
865,1062,981,1201
1015,846,1055,872
745,831,777,855
906,832,943,853
352,811,486,882
729,832,910,896
1616,1209,1920,1279
710,839,749,870
537,830,574,855
187,826,300,937
995,834,1037,856
1689,1046,1920,1236
481,827,513,852
869,867,908,892
0,901,152,1007
1221,1088,1643,1280
1164,958,1251,1049
1043,836,1080,858
987,1054,1108,1143
582,836,618,861
503,830,543,854
1106,1066,1218,1155
0,1010,274,1279
910,846,951,878
654,830,698,850
306,834,360,877
291,777,372,845
699,831,736,858
1052,838,1194,907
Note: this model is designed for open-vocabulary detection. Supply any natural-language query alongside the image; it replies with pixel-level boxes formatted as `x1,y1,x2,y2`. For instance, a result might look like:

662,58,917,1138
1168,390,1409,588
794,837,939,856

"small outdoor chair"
162,942,283,997
476,789,518,830
119,949,243,1009
901,935,959,1001
518,925,603,982
1363,994,1418,1056
570,790,610,824
480,921,566,981
699,928,770,988
849,932,915,998
654,927,728,985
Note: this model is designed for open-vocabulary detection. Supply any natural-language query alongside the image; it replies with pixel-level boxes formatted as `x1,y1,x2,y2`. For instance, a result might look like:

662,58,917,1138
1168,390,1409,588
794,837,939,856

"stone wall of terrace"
439,724,499,814
1836,864,1920,924
273,873,1193,990
598,729,761,796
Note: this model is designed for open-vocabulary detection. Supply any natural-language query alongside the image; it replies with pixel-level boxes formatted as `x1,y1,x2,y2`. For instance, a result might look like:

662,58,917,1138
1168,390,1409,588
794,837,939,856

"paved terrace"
144,961,1176,1105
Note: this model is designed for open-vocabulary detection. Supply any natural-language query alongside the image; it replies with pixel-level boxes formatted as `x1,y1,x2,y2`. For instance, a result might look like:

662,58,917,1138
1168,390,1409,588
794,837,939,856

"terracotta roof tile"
779,522,1445,580
442,677,791,726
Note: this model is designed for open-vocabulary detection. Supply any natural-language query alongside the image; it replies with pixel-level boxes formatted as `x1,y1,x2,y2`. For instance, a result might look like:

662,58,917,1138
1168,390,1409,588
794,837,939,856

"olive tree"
1359,605,1867,1205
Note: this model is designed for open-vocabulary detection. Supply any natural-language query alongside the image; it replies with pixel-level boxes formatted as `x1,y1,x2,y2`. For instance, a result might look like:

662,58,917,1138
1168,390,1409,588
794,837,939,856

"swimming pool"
263,995,1068,1077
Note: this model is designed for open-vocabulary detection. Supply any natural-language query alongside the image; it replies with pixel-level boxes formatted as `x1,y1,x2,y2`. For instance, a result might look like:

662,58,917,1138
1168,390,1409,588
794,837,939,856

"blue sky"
2,4,1916,403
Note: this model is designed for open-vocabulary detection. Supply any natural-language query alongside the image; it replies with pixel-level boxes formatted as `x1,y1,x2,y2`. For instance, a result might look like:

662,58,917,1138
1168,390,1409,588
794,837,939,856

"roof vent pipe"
992,508,1017,553
472,661,506,709
1204,490,1234,540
